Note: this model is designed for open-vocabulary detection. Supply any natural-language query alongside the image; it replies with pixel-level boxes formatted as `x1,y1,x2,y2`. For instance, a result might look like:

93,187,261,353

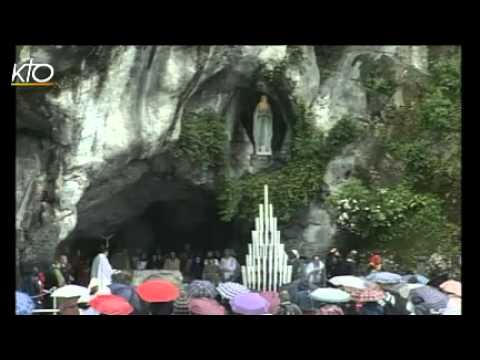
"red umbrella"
136,279,180,303
347,287,385,303
89,294,133,315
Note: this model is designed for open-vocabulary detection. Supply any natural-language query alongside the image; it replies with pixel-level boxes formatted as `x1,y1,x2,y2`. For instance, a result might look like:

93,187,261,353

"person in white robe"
220,249,240,282
90,245,115,290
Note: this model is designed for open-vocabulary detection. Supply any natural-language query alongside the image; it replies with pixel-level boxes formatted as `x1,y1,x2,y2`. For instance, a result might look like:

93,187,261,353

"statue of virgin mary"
253,95,273,155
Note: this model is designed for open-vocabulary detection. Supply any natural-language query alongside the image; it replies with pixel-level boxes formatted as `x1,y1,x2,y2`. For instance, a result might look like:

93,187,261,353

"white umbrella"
51,285,89,298
328,276,367,289
309,288,351,303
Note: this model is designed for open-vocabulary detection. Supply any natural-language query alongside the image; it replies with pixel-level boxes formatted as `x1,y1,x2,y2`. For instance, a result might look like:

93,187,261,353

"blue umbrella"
366,272,403,284
16,291,35,315
402,274,429,285
108,283,146,314
410,286,449,311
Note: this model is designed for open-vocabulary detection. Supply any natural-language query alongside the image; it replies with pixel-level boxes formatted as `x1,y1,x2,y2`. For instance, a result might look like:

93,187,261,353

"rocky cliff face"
16,45,428,266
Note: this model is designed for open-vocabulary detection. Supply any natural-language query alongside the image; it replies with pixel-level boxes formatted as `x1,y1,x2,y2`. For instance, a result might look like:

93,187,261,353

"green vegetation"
218,103,365,223
173,110,228,171
359,54,398,97
330,49,461,266
259,46,306,92
382,51,461,221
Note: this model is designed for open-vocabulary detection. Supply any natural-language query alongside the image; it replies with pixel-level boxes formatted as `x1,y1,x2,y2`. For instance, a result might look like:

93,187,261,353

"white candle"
263,249,267,292
273,243,278,291
242,266,247,286
278,250,284,286
268,244,273,291
269,204,274,242
249,266,253,288
259,205,264,243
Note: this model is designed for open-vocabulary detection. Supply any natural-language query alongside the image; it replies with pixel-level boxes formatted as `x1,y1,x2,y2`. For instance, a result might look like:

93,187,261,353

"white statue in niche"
253,95,273,156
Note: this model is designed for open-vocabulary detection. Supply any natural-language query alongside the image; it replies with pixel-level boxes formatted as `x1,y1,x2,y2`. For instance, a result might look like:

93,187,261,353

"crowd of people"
16,243,461,315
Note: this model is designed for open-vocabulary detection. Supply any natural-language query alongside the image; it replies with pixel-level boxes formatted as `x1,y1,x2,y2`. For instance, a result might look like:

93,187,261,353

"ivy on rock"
218,102,365,224
173,110,228,171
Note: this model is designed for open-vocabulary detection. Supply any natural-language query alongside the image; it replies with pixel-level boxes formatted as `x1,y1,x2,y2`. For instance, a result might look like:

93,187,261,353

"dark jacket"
343,259,358,276
359,302,384,315
278,301,303,315
190,261,204,280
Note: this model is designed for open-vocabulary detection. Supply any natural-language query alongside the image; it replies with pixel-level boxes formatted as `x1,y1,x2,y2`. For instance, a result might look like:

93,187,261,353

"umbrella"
230,293,270,315
188,280,218,299
217,282,250,300
400,284,424,298
16,291,35,315
402,274,429,285
440,280,461,297
309,288,351,303
328,276,367,289
259,291,281,315
346,287,385,303
136,279,180,303
89,294,133,315
109,283,145,314
190,298,226,315
410,286,449,310
51,285,89,298
382,283,423,299
366,272,403,284
315,305,344,315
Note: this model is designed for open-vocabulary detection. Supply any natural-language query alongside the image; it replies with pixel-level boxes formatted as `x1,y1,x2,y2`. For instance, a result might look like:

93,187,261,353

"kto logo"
11,59,56,87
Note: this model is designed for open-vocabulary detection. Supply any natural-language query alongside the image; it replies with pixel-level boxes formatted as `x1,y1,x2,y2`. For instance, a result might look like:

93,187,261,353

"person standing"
163,252,181,271
148,251,164,270
304,255,326,288
344,250,359,276
220,249,240,282
59,255,74,285
289,249,306,281
91,245,114,290
71,250,90,287
179,244,193,275
369,251,383,273
50,256,67,288
190,255,204,281
277,290,303,315
203,251,222,285
325,248,338,279
26,266,44,308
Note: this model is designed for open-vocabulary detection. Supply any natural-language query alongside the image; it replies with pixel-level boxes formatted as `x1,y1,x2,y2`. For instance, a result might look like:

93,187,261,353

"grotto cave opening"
62,176,251,268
